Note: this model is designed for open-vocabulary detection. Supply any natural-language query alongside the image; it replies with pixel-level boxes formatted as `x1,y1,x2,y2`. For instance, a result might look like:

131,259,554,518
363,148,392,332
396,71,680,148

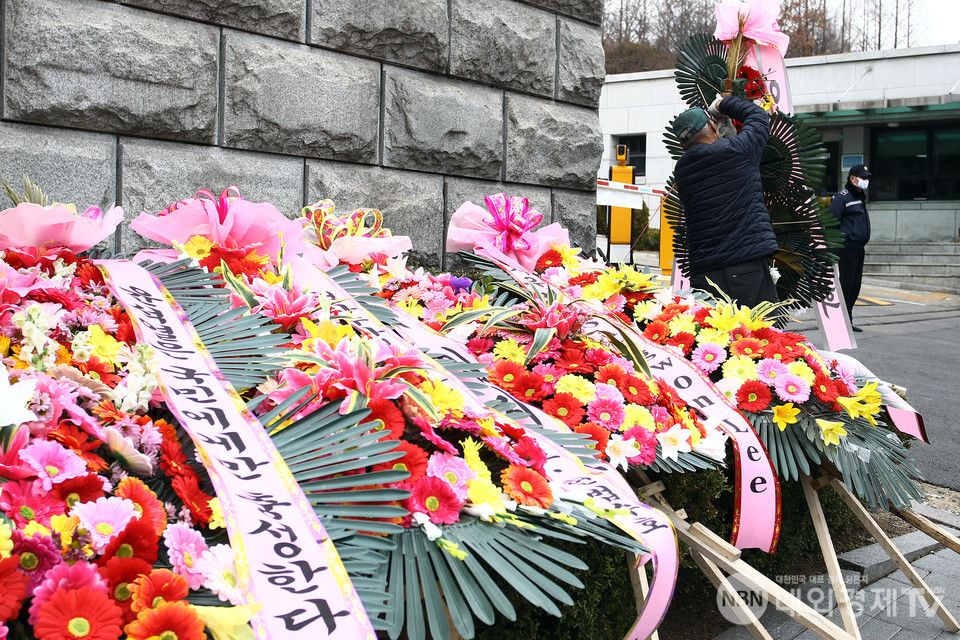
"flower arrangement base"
803,475,960,636
636,469,859,640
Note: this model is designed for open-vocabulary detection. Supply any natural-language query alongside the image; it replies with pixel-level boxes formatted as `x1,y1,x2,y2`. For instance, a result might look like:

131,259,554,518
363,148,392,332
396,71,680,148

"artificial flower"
771,403,801,431
408,475,462,525
816,419,848,447
162,522,208,590
196,544,243,605
500,465,553,509
71,496,139,552
657,424,692,462
124,600,205,640
33,586,124,640
129,569,189,613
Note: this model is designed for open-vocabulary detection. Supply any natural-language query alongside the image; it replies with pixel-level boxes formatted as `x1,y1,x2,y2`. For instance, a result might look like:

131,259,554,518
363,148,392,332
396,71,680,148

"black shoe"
852,325,863,332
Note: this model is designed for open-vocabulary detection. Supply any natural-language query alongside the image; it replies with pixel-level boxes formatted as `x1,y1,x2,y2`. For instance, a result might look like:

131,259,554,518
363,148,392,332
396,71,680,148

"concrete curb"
837,504,960,586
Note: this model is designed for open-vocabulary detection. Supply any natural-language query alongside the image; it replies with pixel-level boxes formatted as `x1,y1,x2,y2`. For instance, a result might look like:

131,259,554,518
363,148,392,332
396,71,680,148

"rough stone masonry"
0,0,605,268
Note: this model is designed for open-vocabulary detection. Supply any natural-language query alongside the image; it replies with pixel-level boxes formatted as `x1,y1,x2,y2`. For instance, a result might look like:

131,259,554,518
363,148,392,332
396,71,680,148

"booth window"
617,135,646,177
871,124,960,201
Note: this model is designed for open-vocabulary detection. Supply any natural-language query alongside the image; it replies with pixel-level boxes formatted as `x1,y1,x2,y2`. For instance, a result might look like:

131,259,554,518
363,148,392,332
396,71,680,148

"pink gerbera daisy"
18,440,88,491
162,522,209,589
532,363,563,395
774,374,811,403
11,529,63,594
426,452,475,500
481,435,526,466
586,396,626,431
623,426,658,466
71,496,139,553
408,475,462,525
27,560,108,624
756,358,790,387
0,480,63,528
691,343,726,374
593,382,625,404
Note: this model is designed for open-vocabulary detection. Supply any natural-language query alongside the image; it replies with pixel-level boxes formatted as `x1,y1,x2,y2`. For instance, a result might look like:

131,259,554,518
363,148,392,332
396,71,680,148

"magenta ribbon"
483,193,543,253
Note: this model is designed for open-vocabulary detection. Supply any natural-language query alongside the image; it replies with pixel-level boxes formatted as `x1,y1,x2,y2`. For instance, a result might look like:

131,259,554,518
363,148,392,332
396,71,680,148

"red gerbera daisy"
51,472,106,509
34,586,124,640
542,393,585,428
466,336,495,357
362,398,407,441
812,371,840,404
96,517,161,568
74,260,106,288
107,307,138,345
752,327,780,345
170,474,213,526
623,290,652,312
736,380,772,413
488,359,525,389
370,441,429,481
99,556,153,624
513,436,548,475
114,477,168,536
554,348,593,373
124,600,204,640
574,422,609,456
500,465,553,509
760,341,791,362
535,249,564,272
621,375,654,405
569,272,599,286
510,371,547,403
730,337,764,359
666,332,696,355
407,475,461,524
0,555,29,622
129,569,189,613
49,424,107,473
729,325,752,342
643,320,669,343
76,356,121,387
594,363,627,388
655,378,685,408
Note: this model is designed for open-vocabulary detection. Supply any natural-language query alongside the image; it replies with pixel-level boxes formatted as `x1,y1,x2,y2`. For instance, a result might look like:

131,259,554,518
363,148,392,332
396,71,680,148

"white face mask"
853,177,869,190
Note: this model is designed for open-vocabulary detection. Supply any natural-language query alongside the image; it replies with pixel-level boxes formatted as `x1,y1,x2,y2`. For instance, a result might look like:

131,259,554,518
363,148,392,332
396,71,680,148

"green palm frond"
761,112,828,209
674,34,729,109
769,197,841,308
143,261,289,387
327,264,400,323
2,174,51,206
750,411,923,511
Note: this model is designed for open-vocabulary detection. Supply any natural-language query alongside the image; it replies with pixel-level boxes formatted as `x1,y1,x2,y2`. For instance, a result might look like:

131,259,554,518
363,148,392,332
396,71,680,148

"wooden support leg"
894,507,960,555
688,548,773,640
831,479,960,633
627,554,660,640
801,475,863,639
654,503,860,640
633,469,858,640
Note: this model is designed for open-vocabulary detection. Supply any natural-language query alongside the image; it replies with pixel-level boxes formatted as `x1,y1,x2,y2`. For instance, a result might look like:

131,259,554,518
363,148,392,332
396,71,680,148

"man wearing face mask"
830,164,873,332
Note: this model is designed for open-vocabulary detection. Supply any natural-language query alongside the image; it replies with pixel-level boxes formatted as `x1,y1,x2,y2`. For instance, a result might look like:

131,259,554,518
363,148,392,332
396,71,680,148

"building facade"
599,44,960,242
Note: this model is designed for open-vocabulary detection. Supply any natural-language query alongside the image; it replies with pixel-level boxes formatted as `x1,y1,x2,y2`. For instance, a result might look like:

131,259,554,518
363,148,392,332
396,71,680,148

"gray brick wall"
0,0,602,263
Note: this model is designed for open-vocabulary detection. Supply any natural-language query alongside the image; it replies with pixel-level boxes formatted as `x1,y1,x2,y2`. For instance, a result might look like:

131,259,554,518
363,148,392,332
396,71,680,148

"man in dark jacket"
671,95,780,308
829,164,872,331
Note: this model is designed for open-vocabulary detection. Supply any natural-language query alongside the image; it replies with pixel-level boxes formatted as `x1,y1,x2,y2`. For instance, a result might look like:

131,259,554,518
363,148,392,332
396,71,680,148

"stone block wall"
0,0,604,268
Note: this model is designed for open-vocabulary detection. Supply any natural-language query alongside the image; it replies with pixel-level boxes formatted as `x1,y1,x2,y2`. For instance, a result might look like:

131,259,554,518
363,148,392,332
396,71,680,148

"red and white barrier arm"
596,179,667,208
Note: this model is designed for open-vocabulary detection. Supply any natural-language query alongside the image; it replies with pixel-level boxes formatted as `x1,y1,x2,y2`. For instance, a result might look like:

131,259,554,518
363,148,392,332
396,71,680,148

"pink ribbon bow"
482,193,543,253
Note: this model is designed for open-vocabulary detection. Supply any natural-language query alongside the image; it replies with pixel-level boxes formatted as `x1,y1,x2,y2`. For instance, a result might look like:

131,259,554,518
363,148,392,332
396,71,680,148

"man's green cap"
672,108,709,144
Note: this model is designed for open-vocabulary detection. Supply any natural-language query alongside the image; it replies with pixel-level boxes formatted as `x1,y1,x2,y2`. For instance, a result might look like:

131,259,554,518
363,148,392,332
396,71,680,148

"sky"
823,0,960,48
911,0,960,46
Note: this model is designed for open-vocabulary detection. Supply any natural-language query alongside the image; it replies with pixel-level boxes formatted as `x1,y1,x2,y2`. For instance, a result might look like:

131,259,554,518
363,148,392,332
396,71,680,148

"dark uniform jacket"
674,96,779,276
829,186,870,247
